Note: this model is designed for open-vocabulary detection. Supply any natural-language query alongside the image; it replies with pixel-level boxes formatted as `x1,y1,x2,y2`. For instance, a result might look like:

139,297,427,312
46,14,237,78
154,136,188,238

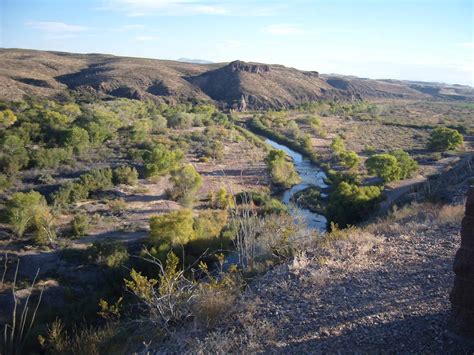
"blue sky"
1,0,473,85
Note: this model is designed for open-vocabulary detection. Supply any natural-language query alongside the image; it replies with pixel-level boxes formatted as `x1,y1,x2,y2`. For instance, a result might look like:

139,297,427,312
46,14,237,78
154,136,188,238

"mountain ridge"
1,48,473,108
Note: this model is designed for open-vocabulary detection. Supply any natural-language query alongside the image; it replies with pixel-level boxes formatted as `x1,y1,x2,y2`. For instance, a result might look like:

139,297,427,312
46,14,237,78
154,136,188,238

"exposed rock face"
449,186,474,339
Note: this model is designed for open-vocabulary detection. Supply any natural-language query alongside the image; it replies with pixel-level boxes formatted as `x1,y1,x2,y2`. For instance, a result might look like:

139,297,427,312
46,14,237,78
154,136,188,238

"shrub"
31,147,73,169
0,135,29,173
92,242,129,268
65,126,90,155
0,174,11,192
210,187,235,209
167,164,203,207
265,150,300,188
143,144,183,178
6,191,56,243
428,127,464,151
71,214,90,237
0,109,17,128
326,182,382,227
167,112,194,129
80,168,113,193
149,209,196,249
130,119,153,141
340,150,360,169
113,165,138,185
330,136,346,158
108,198,127,214
365,154,401,182
53,181,89,206
390,149,418,179
194,210,228,240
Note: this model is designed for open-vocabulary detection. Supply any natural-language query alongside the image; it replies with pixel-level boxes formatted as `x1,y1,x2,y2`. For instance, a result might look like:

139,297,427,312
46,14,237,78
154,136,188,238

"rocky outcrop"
449,186,474,339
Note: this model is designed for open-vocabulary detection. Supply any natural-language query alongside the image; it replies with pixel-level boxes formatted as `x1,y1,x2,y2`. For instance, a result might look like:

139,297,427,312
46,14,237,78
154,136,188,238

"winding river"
264,138,329,232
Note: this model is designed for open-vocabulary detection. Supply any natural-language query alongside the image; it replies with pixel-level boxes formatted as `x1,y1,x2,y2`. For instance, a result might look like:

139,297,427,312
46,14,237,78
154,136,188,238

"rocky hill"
1,48,473,109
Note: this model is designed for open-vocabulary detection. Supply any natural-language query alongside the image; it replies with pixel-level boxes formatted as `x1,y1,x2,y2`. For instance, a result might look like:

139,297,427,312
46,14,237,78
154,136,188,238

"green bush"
71,214,90,237
0,174,12,192
265,150,300,188
365,154,401,182
65,126,90,155
6,190,56,243
327,182,382,227
390,150,418,179
113,165,138,185
340,150,360,169
31,147,73,169
143,144,183,178
167,112,194,129
0,135,29,173
167,164,203,207
149,209,196,250
365,150,418,182
428,127,464,151
80,168,113,193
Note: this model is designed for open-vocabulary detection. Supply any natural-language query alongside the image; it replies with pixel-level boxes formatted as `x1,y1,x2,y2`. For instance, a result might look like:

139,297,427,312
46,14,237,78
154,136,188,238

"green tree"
428,127,464,151
66,126,90,155
265,150,300,188
390,150,418,179
340,150,360,169
113,165,139,185
168,164,203,207
143,144,183,178
6,191,53,240
31,147,73,169
149,209,196,250
330,136,346,158
0,109,17,128
365,154,401,182
326,182,382,227
0,135,29,173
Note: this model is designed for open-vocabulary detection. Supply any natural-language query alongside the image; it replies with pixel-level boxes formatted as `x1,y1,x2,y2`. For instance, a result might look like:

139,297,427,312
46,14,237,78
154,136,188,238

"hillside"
1,48,473,109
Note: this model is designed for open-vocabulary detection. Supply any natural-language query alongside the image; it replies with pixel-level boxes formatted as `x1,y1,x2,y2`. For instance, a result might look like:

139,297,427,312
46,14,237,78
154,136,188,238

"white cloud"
26,21,88,33
263,24,304,35
457,42,474,49
101,0,227,16
134,35,160,42
123,24,145,30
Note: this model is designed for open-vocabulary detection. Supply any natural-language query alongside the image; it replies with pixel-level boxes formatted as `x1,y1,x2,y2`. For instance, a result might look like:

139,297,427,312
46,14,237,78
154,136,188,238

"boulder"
449,186,474,339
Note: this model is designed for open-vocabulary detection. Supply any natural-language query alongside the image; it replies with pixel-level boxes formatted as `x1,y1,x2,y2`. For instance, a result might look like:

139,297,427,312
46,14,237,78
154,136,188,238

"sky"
0,0,473,86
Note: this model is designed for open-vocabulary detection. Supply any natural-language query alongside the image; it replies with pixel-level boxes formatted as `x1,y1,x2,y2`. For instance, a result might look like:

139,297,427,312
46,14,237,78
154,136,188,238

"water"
265,138,328,232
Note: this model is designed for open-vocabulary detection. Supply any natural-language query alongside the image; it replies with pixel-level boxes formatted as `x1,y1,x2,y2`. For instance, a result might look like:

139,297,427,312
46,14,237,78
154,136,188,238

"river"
264,138,329,232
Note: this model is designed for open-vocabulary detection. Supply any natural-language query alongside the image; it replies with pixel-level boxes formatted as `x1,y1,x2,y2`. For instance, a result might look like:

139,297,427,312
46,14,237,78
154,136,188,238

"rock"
449,186,474,339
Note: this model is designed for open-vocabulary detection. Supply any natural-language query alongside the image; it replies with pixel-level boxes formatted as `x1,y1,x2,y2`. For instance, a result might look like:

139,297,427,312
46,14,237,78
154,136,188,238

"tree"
167,112,194,129
143,145,183,178
0,109,17,128
390,150,418,179
365,154,401,182
168,164,202,207
149,209,196,249
340,150,360,169
66,126,90,155
0,135,29,173
428,127,464,151
326,182,382,227
113,165,139,185
330,136,346,158
265,150,300,188
6,191,53,240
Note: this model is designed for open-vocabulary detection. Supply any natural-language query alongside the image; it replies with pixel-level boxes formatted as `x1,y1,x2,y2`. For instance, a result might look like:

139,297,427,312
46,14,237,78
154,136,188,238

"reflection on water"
265,138,328,232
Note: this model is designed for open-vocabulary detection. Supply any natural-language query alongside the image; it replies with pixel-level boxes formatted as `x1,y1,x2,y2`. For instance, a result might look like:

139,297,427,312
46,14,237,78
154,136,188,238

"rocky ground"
180,202,474,353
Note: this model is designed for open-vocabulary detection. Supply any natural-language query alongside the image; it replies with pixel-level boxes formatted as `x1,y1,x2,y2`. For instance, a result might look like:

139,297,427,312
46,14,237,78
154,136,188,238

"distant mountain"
0,48,472,109
177,58,214,64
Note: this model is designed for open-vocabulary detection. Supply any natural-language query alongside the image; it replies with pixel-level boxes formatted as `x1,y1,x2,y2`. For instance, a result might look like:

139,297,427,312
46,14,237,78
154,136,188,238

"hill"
1,48,473,109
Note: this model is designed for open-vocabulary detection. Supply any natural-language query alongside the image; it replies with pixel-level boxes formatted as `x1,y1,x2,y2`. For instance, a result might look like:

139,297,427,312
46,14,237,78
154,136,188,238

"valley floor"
175,203,474,353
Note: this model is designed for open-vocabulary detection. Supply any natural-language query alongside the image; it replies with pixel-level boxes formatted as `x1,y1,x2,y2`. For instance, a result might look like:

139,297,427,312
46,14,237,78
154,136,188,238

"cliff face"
450,186,474,339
